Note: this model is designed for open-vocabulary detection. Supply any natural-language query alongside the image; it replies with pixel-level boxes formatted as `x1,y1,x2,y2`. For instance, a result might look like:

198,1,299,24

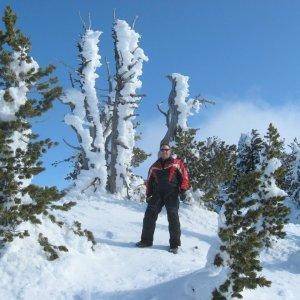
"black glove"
179,190,187,201
146,195,153,203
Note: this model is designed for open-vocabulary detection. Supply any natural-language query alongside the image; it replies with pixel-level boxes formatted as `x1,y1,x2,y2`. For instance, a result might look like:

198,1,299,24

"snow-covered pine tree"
107,18,148,195
61,24,107,194
288,139,300,206
212,130,271,299
255,123,290,247
0,6,84,260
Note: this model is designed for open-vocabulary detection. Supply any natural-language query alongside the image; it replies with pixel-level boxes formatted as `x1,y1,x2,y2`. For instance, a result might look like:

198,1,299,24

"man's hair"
160,143,171,149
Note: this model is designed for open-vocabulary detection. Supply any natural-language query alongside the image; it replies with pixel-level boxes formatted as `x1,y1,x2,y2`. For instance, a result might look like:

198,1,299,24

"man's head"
160,143,171,160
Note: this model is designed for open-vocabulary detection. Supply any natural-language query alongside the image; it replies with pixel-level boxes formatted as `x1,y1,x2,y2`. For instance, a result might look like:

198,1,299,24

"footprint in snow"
106,231,114,239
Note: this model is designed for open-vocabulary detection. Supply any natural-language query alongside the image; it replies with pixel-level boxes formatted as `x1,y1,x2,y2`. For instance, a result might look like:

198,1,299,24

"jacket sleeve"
178,159,191,192
146,166,154,197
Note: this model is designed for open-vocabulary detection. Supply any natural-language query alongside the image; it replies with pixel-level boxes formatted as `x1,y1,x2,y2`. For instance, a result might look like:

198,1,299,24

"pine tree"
212,130,271,299
0,6,91,260
172,127,236,210
256,123,290,247
131,130,151,168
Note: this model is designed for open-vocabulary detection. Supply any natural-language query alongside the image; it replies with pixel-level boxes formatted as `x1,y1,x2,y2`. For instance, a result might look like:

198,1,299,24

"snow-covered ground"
0,190,299,299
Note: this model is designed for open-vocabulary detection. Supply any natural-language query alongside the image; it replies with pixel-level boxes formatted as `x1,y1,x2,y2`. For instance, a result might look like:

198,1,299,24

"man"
136,143,191,254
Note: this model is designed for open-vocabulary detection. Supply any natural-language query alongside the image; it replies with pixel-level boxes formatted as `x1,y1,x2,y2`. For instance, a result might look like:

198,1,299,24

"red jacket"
145,155,191,197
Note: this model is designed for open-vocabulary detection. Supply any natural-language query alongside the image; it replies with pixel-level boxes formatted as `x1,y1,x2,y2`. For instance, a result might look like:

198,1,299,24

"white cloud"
196,99,300,146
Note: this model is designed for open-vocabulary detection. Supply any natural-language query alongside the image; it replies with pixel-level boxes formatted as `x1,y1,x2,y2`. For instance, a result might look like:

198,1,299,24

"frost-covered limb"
62,28,107,193
107,18,148,195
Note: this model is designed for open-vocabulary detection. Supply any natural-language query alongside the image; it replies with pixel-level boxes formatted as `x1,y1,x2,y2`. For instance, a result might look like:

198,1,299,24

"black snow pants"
140,189,181,248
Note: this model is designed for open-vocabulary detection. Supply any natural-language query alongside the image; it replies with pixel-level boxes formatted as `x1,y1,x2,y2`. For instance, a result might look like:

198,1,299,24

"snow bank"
0,189,299,299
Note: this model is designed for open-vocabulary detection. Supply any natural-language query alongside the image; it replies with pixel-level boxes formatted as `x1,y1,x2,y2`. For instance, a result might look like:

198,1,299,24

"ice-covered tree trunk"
107,19,148,195
62,28,107,194
101,58,115,178
158,73,213,148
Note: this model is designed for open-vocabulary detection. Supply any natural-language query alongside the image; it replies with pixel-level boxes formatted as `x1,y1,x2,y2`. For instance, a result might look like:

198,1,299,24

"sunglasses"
160,148,170,152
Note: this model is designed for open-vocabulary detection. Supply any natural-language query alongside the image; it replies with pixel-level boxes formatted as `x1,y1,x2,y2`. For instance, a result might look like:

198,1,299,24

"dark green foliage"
132,146,151,168
38,233,68,261
172,127,236,210
131,131,151,168
72,221,97,250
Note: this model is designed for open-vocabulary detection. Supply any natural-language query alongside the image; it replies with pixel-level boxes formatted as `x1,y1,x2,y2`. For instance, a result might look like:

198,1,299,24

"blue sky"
1,1,300,189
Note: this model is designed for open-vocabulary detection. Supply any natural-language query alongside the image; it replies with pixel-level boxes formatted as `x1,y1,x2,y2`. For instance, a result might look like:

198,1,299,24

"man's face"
160,145,171,159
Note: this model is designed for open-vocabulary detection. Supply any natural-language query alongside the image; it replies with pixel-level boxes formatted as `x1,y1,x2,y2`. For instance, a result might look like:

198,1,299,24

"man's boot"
136,241,153,248
169,246,179,254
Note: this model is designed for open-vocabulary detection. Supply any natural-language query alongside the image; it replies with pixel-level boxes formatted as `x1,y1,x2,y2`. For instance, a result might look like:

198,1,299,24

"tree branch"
157,102,168,118
124,113,139,121
132,15,138,29
116,139,129,149
62,138,81,151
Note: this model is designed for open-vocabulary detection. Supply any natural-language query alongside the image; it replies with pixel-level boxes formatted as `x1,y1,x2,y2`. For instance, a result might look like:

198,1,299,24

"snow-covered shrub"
212,125,290,298
212,130,270,299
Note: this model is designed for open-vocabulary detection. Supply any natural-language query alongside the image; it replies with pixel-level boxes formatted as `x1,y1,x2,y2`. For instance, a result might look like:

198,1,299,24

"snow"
171,73,203,131
0,49,38,122
264,158,283,176
1,189,299,299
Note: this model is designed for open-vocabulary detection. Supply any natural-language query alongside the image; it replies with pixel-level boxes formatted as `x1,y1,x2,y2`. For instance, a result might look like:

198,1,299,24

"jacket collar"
158,156,173,166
